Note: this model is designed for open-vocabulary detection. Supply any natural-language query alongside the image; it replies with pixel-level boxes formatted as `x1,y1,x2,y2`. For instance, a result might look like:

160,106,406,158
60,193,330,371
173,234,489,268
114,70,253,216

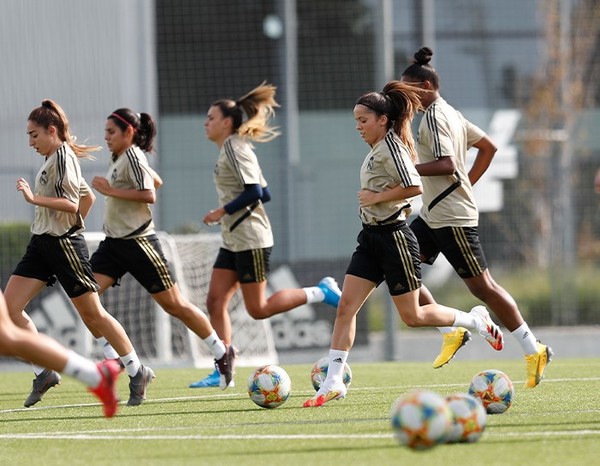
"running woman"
191,82,342,388
90,108,235,390
401,46,552,387
0,289,120,417
303,81,503,408
5,99,146,409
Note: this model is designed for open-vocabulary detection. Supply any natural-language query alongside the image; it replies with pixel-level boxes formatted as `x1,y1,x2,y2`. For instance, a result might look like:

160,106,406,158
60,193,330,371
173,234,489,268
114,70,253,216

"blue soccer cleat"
189,369,220,388
317,276,342,308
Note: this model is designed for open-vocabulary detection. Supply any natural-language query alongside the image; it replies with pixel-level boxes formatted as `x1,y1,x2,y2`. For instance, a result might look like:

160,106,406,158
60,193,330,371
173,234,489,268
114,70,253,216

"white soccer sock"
303,286,325,304
326,349,349,385
96,337,120,359
63,350,101,388
511,322,539,355
452,310,478,330
437,326,456,334
32,364,45,376
203,331,226,360
121,350,142,377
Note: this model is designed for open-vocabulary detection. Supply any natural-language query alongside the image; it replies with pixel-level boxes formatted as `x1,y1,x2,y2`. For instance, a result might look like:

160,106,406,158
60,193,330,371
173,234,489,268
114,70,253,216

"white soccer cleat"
470,305,503,351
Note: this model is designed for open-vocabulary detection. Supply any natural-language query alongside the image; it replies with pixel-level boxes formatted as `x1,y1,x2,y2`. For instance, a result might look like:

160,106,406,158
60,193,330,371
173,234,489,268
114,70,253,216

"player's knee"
206,294,226,315
245,304,269,320
399,309,427,328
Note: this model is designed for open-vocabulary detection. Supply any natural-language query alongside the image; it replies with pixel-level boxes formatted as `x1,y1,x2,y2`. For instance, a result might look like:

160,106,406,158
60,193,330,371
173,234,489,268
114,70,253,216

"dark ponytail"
108,108,157,153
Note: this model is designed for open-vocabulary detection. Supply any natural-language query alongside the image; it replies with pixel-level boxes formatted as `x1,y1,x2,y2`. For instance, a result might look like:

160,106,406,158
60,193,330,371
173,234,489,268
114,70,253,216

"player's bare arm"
358,184,422,207
468,136,497,185
16,177,78,213
79,191,96,219
92,176,156,203
415,156,456,177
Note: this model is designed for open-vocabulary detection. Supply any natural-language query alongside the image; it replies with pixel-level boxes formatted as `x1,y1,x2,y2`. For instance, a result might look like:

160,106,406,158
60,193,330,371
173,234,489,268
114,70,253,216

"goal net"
85,231,278,368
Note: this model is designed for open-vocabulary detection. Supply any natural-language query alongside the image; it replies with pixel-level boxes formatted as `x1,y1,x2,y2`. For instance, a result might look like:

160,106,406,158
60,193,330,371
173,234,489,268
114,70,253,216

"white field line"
1,375,599,416
0,430,599,441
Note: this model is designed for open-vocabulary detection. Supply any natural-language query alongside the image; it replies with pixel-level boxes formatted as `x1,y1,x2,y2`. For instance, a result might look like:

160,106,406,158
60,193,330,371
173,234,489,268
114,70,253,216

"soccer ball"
468,369,514,414
445,392,487,443
310,357,352,391
390,390,453,450
247,365,292,409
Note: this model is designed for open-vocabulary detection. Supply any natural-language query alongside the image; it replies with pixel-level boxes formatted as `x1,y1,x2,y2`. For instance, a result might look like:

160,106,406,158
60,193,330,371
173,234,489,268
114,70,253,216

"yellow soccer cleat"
432,327,472,369
525,341,554,388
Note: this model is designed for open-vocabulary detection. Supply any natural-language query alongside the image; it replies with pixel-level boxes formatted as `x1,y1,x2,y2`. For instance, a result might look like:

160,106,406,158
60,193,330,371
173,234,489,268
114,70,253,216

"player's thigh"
207,267,240,306
239,281,268,311
3,275,46,314
338,274,377,317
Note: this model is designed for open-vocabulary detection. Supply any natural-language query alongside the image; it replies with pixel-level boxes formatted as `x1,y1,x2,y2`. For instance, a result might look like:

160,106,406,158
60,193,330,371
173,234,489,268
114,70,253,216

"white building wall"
0,0,157,231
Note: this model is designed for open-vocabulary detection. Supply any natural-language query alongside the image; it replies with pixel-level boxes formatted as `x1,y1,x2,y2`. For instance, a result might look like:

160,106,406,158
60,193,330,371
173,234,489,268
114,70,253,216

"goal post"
84,231,278,368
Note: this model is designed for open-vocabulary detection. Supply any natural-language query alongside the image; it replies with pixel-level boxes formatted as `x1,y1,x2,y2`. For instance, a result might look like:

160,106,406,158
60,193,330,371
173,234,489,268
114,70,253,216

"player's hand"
16,178,34,203
595,169,600,194
92,176,111,195
357,189,378,207
203,208,224,225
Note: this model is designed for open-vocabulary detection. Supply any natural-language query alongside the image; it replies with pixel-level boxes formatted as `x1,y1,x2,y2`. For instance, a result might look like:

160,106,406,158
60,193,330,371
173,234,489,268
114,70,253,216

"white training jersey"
31,142,84,236
213,134,273,251
359,130,422,225
416,97,486,228
102,145,156,238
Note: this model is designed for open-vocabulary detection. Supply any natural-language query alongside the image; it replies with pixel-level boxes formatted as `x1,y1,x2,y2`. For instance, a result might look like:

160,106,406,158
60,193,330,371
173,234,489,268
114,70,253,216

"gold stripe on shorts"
251,249,267,282
58,237,97,292
451,227,483,276
136,237,174,289
393,229,419,290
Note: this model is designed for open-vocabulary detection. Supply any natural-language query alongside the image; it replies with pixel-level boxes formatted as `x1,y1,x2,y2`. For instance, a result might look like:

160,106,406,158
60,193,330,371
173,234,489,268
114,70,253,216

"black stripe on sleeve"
126,148,146,190
54,145,67,198
224,139,245,184
384,133,413,188
426,105,443,159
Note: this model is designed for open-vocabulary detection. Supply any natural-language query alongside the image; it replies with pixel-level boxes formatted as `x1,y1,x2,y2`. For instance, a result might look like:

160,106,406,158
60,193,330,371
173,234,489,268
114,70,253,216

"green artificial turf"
0,358,598,465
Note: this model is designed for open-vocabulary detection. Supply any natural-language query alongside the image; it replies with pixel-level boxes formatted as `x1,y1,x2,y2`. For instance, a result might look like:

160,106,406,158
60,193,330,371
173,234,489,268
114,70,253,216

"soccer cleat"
525,342,554,388
189,368,220,388
127,365,155,406
214,345,236,390
470,305,504,351
303,382,347,408
317,276,342,308
88,359,121,418
24,369,62,407
432,327,472,369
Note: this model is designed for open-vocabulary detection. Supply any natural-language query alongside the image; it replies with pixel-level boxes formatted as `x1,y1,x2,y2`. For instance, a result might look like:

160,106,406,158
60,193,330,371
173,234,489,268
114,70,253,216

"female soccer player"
5,99,146,409
0,289,120,417
401,46,552,388
191,82,342,388
89,107,236,390
303,81,503,408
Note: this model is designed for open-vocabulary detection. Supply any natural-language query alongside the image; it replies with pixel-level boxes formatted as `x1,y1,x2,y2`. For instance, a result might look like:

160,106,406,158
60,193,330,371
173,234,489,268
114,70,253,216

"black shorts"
13,234,99,298
213,247,272,283
345,222,421,296
90,235,175,294
410,216,487,278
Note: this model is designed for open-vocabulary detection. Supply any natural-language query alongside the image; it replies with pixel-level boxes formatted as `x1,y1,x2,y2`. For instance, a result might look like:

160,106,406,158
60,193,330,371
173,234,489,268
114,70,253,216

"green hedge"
0,223,32,287
367,265,600,331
